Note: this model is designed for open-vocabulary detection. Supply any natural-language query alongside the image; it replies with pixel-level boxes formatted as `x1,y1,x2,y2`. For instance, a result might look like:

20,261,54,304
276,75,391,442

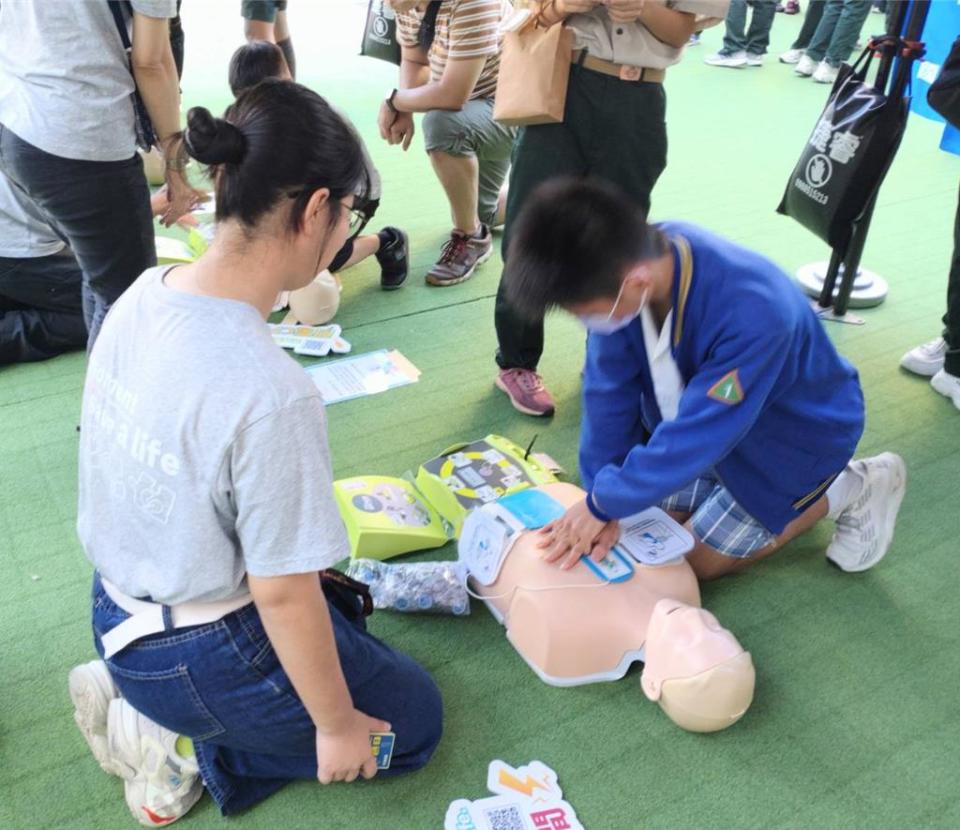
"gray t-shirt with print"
0,0,177,162
0,174,64,258
78,267,349,605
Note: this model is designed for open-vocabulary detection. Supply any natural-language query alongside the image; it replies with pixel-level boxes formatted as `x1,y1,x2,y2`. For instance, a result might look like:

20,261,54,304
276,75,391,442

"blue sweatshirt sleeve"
579,329,647,493
589,318,792,520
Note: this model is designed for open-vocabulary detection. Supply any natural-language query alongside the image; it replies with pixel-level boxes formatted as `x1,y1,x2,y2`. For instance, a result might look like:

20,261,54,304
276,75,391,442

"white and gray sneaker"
705,50,748,68
795,54,817,76
931,369,960,411
900,337,947,377
107,698,204,827
827,453,907,573
780,48,804,64
69,660,124,777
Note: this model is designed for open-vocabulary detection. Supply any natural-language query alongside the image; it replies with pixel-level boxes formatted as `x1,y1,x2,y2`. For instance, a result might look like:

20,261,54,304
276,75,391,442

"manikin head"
502,177,671,333
288,269,341,325
641,599,755,733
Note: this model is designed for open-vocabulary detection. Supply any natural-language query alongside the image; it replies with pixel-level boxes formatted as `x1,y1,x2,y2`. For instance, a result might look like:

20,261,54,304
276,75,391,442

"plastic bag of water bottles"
345,558,471,616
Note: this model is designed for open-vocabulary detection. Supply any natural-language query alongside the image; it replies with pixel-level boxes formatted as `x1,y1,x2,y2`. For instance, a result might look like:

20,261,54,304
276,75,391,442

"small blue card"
371,732,396,770
497,489,566,529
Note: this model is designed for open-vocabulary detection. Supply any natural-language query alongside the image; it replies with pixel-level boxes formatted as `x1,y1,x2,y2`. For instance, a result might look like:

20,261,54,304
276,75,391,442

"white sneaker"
108,699,204,827
795,54,817,76
746,52,765,66
826,453,907,573
812,61,839,83
931,369,960,411
900,337,947,376
780,48,804,64
69,660,124,777
705,51,747,68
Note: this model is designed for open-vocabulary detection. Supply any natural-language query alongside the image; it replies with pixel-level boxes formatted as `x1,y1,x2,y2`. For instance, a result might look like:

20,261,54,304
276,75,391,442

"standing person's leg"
0,127,155,349
791,0,827,49
803,0,844,63
744,0,779,57
493,67,589,415
586,72,668,218
822,0,871,67
941,182,960,378
930,181,960,409
0,249,87,364
720,0,750,54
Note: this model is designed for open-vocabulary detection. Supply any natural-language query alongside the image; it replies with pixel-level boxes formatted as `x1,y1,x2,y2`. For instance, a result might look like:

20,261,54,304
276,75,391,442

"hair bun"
184,107,246,165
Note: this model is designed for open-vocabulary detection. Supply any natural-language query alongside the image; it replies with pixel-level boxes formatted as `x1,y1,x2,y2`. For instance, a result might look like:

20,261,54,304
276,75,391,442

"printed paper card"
444,760,584,830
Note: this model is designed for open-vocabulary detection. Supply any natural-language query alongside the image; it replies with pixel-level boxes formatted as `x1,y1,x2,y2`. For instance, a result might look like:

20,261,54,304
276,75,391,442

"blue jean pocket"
105,661,226,742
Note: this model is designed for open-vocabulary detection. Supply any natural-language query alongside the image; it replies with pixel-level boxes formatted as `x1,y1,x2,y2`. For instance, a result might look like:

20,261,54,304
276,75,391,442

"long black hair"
184,79,370,233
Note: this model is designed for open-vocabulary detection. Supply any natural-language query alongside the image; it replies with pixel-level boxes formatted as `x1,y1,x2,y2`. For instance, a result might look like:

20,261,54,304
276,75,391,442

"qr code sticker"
484,804,526,830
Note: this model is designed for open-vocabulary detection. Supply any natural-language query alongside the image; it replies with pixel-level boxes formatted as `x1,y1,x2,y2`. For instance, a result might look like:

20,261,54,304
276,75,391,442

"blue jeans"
91,574,443,816
805,0,871,67
721,0,778,56
0,124,155,350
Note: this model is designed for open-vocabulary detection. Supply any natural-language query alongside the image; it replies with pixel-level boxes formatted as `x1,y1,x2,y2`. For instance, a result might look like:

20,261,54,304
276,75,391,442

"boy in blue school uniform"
503,177,906,579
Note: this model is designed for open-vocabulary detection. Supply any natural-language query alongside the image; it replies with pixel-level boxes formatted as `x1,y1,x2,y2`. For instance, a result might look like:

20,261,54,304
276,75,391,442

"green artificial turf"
1,3,958,828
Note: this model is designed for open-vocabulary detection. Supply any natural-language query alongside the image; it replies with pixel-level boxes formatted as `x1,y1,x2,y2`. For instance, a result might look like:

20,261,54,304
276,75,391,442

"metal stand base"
810,299,865,325
797,261,889,309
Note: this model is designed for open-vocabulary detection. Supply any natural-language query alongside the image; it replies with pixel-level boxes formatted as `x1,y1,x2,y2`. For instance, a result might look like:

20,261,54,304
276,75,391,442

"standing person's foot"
900,337,947,376
812,61,839,83
795,54,818,76
69,660,124,776
704,51,747,68
688,32,701,46
784,0,801,14
495,368,556,417
376,227,409,290
426,226,492,286
745,52,765,66
780,48,804,64
931,369,960,411
108,699,204,827
826,453,907,573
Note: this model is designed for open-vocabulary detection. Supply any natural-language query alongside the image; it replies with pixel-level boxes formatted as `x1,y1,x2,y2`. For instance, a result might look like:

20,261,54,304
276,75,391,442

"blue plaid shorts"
660,474,776,559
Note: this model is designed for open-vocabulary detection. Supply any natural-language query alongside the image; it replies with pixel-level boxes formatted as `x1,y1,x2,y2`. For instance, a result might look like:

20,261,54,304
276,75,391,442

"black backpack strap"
418,1,442,52
108,0,133,51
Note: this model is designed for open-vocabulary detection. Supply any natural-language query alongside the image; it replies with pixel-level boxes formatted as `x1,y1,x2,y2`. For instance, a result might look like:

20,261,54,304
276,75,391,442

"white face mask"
578,281,648,335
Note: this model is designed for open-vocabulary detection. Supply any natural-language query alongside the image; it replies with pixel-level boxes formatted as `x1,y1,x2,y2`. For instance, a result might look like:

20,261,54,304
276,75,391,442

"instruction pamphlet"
306,349,420,404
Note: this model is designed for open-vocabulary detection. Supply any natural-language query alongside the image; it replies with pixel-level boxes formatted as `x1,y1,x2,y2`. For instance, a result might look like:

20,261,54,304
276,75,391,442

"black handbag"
360,0,402,66
108,0,159,151
777,40,910,249
928,35,960,130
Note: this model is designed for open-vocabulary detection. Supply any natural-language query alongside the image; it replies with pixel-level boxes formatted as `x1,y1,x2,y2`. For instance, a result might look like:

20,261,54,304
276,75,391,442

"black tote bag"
778,43,910,249
360,0,402,66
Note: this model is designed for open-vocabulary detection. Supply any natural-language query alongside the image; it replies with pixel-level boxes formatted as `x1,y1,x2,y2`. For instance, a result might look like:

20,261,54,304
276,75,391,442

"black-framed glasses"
344,204,369,241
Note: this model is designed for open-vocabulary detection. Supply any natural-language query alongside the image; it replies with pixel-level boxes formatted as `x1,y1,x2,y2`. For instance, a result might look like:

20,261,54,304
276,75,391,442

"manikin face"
641,601,745,699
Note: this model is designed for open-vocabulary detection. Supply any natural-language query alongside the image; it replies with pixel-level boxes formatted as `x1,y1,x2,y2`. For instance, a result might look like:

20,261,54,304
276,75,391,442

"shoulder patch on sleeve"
707,370,743,405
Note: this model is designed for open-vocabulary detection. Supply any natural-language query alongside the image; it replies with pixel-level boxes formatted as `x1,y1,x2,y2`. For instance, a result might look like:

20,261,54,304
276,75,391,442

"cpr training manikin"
459,483,755,733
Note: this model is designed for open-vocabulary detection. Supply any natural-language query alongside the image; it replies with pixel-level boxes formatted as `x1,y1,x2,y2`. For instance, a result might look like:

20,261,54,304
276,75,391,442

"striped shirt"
396,0,511,101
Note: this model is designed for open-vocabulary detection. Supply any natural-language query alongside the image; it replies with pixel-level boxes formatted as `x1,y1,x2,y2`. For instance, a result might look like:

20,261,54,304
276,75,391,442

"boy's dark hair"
228,40,287,97
504,177,667,321
184,79,370,233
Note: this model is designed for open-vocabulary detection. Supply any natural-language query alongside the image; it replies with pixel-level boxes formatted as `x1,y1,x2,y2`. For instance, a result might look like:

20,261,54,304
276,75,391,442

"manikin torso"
471,483,701,686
